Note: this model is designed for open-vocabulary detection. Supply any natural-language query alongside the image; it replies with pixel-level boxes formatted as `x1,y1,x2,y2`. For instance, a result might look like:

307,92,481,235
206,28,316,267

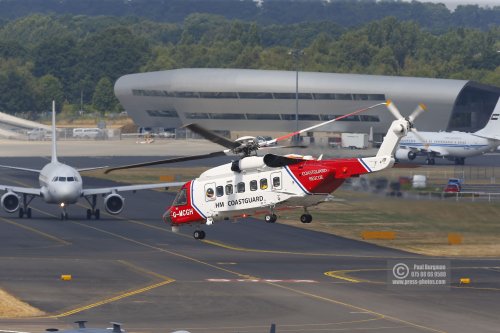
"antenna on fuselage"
51,100,58,163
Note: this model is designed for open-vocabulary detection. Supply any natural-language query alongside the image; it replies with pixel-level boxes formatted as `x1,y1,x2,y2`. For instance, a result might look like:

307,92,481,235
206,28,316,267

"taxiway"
0,157,499,333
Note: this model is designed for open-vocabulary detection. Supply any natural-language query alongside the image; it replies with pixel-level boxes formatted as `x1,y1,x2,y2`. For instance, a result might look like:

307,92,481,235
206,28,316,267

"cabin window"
273,177,280,188
205,183,216,201
173,189,187,206
225,184,233,195
271,172,282,190
260,178,268,190
250,180,258,191
237,182,245,193
216,186,224,197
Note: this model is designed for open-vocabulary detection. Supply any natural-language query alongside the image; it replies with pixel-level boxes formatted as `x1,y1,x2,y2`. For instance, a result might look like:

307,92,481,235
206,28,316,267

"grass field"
0,289,44,318
86,166,500,257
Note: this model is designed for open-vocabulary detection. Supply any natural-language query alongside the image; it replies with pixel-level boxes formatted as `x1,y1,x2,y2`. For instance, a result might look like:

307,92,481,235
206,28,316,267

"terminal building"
114,68,500,142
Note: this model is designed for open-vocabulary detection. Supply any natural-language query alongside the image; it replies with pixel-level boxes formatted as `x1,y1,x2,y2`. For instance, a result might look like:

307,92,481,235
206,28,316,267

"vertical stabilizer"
473,97,500,140
51,100,58,163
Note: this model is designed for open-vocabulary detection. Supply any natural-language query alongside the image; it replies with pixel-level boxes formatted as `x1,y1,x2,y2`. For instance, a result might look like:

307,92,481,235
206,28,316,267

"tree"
92,77,116,114
35,74,64,112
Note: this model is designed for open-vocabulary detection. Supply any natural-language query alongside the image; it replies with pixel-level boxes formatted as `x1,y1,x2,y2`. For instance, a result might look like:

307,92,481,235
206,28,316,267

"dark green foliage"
0,3,499,115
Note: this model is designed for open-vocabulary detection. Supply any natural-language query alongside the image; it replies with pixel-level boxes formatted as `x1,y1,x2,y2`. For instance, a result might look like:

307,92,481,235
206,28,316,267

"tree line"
0,12,499,116
0,0,499,31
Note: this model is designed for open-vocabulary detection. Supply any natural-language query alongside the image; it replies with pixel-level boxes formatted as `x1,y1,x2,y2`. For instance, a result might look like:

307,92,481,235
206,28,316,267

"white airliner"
0,101,183,220
395,97,500,165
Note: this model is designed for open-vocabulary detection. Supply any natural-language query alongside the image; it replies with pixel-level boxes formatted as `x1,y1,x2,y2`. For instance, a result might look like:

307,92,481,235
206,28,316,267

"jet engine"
104,193,124,214
1,192,20,213
395,148,417,161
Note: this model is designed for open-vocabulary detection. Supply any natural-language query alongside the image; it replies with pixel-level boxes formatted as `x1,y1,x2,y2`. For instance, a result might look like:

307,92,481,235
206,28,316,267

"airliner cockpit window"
173,189,187,206
52,177,58,182
59,177,66,182
67,177,75,182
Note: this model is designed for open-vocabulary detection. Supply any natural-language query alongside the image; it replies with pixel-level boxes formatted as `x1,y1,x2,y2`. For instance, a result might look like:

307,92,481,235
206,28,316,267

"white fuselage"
399,131,498,158
39,162,83,204
189,158,325,222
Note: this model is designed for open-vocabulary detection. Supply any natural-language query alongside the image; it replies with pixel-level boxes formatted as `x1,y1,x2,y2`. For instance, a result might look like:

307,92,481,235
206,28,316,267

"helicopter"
106,100,425,239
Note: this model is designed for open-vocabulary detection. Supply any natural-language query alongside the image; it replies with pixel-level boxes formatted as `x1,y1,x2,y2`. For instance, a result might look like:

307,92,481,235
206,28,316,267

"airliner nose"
52,183,80,203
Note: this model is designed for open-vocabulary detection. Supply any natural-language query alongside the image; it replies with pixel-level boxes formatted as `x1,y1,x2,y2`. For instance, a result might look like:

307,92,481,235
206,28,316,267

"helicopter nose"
162,209,172,225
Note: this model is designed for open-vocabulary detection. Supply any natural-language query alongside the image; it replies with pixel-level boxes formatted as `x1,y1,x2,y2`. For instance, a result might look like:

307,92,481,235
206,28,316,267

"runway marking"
325,267,500,291
0,216,70,246
0,330,31,333
206,278,317,283
68,220,445,333
36,258,175,319
45,278,174,318
117,260,173,281
324,271,362,283
264,282,446,333
201,239,420,259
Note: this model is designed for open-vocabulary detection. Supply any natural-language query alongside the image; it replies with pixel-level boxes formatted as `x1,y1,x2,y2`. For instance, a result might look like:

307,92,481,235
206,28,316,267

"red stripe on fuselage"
287,159,370,193
166,180,205,226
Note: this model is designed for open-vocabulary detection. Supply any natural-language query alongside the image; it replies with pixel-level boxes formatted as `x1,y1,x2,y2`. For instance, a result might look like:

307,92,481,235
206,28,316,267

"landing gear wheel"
26,208,32,218
60,212,68,220
95,209,100,220
300,214,312,223
193,230,205,240
265,214,277,223
86,209,92,220
425,158,435,165
19,208,24,218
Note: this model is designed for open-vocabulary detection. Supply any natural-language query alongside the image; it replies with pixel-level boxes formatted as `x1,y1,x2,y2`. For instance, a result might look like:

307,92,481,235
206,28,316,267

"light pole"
289,48,304,142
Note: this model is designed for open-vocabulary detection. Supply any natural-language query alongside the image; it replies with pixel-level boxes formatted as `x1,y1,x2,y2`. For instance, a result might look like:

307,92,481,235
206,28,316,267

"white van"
73,128,104,139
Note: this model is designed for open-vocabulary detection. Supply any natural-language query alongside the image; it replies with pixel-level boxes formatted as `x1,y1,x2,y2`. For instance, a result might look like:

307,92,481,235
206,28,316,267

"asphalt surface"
0,157,499,333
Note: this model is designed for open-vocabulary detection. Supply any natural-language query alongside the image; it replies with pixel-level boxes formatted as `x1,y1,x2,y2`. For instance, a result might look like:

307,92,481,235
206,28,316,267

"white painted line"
0,330,31,333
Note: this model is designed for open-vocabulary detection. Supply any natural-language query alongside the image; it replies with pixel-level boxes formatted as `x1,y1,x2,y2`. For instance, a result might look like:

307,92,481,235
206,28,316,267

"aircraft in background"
395,97,500,165
0,101,183,220
106,100,422,239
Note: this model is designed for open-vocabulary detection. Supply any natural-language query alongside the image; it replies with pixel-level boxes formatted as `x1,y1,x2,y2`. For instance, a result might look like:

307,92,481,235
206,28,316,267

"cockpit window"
59,177,66,182
67,177,75,182
173,188,187,206
52,177,58,182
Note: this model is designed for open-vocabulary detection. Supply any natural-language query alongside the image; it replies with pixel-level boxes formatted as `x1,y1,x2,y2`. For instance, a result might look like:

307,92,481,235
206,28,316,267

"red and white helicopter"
106,100,425,239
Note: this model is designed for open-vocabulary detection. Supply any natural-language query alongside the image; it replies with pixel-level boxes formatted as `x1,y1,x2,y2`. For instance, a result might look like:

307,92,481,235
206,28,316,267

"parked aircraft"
106,100,422,239
0,101,183,220
395,97,500,165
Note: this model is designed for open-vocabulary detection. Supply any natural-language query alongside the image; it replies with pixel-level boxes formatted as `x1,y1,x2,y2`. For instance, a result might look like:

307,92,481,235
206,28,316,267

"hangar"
114,68,500,140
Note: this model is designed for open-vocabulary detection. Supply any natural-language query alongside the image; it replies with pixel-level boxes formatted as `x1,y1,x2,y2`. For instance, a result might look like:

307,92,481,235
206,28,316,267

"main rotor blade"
184,123,240,150
263,154,303,168
268,102,386,144
408,103,427,122
410,128,426,143
104,151,227,174
386,99,404,120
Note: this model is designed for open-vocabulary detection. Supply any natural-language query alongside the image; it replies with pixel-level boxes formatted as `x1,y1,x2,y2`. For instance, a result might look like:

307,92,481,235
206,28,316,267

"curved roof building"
115,68,500,137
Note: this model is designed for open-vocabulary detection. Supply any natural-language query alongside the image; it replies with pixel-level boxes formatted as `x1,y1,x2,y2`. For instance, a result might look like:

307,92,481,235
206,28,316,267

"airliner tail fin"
51,100,58,163
474,97,500,140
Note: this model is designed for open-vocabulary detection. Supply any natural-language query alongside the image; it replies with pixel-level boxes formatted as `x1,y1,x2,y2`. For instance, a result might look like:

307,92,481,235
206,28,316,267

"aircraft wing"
0,164,41,173
81,182,185,196
0,185,41,196
77,166,110,172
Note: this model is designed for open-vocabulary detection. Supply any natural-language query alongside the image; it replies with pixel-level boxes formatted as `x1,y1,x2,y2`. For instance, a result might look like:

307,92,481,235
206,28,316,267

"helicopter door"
271,172,282,190
204,182,216,201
